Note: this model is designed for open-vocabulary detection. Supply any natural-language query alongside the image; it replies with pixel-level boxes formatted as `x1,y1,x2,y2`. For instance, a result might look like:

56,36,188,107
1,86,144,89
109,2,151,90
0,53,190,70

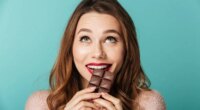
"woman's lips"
86,67,111,74
86,67,94,74
86,63,112,74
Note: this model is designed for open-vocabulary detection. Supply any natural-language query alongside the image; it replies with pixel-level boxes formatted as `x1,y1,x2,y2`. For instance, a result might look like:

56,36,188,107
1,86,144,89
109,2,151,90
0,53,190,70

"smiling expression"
72,12,125,82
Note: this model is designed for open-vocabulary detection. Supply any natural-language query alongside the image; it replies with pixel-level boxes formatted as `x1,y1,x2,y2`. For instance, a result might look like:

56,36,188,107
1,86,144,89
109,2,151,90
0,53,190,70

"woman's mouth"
86,63,112,74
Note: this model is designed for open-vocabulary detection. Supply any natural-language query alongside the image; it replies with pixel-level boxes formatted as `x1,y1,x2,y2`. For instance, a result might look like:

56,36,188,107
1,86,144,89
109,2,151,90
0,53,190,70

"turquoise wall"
0,0,199,110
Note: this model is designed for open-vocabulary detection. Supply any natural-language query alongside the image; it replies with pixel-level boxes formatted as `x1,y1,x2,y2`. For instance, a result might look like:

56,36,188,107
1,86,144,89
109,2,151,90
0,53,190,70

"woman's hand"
93,92,123,110
64,87,101,110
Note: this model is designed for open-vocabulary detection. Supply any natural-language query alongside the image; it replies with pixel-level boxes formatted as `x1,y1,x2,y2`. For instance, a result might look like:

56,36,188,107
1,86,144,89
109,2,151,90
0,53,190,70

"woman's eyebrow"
77,28,121,36
103,29,121,36
77,28,92,34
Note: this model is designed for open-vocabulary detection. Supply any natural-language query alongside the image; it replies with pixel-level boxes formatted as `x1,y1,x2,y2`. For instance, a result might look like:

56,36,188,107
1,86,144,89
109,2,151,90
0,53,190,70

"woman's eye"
105,36,117,43
80,36,90,42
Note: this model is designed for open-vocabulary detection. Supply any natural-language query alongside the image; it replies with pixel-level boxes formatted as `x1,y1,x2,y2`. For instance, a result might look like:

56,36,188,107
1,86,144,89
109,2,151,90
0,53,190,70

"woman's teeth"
87,65,108,70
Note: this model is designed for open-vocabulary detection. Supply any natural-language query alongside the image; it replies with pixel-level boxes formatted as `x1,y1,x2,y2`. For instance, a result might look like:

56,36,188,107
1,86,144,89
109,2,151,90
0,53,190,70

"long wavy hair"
47,0,150,110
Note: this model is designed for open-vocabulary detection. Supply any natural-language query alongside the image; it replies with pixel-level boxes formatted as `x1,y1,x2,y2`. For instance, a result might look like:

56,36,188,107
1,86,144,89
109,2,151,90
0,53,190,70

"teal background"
0,0,199,110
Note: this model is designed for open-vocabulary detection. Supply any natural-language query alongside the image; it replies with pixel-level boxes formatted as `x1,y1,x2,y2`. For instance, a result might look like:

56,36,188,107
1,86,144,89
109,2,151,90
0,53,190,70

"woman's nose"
92,43,106,59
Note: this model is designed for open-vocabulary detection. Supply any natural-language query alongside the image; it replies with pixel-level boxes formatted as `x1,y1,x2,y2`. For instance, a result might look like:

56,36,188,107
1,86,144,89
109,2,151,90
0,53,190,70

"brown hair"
47,0,150,110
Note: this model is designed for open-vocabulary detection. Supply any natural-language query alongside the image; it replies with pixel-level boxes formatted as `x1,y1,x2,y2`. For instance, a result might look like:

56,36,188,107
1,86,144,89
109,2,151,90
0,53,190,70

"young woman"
26,0,166,110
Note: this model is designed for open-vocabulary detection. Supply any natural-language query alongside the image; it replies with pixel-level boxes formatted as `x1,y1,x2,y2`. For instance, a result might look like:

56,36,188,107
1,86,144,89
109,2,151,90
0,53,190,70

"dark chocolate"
88,69,115,93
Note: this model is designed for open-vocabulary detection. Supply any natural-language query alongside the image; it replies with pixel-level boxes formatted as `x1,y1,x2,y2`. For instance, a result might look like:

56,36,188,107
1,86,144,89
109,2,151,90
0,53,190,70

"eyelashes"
79,35,118,43
80,36,90,42
105,36,117,43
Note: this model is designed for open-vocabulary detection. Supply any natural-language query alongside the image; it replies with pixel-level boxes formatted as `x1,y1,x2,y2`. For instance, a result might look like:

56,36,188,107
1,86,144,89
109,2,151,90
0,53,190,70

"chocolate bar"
88,70,115,93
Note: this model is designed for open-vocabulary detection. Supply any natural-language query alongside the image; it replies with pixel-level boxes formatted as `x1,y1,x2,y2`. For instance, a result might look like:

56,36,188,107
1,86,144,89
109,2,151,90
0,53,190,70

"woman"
26,0,166,110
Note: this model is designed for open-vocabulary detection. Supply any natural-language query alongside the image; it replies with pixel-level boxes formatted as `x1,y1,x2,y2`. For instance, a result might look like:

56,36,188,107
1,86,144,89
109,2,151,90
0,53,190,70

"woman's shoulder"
25,90,50,110
136,89,166,110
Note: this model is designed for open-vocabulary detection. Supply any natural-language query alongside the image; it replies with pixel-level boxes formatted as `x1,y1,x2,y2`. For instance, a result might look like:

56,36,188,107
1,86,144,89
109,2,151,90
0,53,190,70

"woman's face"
73,12,125,83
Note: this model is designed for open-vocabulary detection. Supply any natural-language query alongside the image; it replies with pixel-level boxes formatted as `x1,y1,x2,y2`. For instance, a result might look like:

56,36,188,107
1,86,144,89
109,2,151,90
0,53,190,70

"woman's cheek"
74,45,90,61
109,47,124,70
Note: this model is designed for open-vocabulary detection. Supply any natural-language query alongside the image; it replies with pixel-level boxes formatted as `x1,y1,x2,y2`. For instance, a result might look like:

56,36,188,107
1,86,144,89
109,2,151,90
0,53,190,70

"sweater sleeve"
25,91,49,110
137,90,166,110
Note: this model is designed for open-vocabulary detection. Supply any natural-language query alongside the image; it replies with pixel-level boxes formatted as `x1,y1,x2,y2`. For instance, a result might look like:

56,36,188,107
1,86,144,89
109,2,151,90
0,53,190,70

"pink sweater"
25,90,166,110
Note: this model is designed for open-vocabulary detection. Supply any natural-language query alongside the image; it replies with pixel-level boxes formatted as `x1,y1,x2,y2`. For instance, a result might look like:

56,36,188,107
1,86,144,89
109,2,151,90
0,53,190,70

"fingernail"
90,87,96,90
102,92,108,96
95,93,100,96
101,92,105,95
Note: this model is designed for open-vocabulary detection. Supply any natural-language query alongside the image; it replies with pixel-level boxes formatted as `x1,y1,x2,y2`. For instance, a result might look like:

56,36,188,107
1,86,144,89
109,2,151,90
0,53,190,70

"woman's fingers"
65,88,123,110
93,93,123,110
101,93,122,110
93,98,116,110
73,87,96,99
74,101,98,110
80,107,93,110
65,87,99,109
74,92,101,104
67,92,101,109
69,87,96,106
